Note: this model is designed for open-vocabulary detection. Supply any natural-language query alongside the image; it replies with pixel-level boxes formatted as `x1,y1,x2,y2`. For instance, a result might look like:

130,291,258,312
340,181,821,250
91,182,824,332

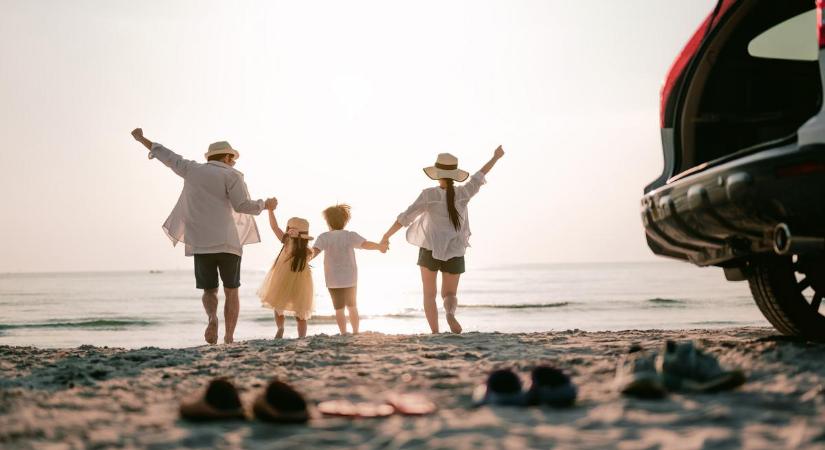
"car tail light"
818,0,825,48
660,1,735,128
776,162,825,178
660,19,709,127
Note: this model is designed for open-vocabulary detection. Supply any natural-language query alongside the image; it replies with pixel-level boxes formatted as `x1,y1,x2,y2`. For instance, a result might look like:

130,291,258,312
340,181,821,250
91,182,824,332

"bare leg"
441,272,462,334
420,267,439,333
296,319,308,338
202,289,219,345
334,308,347,334
348,305,360,334
223,287,239,344
274,312,285,338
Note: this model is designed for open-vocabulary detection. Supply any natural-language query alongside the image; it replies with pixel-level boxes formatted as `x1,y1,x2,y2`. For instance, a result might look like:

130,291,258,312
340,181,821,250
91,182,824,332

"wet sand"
1,327,824,449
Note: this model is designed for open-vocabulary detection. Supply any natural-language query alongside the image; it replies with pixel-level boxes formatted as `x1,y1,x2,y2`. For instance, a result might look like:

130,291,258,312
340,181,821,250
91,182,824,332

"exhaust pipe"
773,223,825,255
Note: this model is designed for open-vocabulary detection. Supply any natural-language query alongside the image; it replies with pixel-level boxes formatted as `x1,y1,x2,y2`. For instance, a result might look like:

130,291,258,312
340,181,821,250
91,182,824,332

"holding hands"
264,197,278,211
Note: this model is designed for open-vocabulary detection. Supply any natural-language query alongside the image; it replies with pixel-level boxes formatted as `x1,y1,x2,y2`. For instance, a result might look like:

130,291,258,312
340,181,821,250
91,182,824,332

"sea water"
0,261,768,348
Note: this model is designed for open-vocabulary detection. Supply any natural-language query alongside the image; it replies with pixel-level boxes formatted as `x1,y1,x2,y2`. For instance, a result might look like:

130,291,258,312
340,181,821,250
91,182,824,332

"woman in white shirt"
381,146,505,334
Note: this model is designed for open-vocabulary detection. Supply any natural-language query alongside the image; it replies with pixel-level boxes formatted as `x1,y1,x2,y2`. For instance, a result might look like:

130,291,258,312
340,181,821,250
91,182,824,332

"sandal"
253,379,310,423
317,399,394,418
524,366,577,407
385,393,437,416
179,378,245,421
472,368,525,406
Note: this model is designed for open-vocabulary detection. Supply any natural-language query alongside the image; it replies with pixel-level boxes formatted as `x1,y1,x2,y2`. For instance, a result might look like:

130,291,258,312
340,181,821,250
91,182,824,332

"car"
642,0,825,339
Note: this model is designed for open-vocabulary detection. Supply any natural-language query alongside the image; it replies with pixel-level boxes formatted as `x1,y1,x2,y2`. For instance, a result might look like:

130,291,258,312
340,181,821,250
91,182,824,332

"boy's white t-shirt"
313,230,366,288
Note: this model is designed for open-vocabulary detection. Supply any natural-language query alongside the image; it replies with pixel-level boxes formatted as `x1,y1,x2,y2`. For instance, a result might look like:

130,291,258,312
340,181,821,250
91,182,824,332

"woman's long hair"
274,234,309,272
444,178,462,231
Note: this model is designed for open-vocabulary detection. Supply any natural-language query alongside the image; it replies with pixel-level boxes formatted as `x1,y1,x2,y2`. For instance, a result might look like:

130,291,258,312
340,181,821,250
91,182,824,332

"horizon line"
0,259,675,276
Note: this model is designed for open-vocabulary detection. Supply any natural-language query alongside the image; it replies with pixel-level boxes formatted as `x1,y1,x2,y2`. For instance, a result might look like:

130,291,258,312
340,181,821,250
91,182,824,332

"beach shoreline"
2,327,824,449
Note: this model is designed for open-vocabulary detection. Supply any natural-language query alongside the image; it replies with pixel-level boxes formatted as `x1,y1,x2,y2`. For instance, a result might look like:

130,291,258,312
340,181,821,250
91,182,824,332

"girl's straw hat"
286,217,313,240
204,141,240,160
423,153,469,182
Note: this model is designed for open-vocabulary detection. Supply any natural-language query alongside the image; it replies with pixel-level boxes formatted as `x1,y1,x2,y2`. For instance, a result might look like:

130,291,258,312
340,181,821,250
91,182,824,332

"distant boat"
149,270,163,274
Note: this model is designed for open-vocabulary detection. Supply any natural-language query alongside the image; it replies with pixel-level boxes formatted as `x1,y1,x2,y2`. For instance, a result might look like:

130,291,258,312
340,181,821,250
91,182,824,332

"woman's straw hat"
423,153,469,182
204,141,240,160
286,217,313,240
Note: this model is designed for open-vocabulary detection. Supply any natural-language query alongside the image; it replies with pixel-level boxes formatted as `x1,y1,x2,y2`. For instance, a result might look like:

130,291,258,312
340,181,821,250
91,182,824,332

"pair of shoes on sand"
317,393,436,418
180,378,309,423
473,366,577,407
616,340,746,399
180,378,437,422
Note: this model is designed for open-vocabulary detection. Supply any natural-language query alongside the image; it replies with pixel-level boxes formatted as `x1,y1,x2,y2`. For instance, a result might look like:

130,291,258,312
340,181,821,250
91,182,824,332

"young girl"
312,204,388,335
381,146,505,334
258,202,314,338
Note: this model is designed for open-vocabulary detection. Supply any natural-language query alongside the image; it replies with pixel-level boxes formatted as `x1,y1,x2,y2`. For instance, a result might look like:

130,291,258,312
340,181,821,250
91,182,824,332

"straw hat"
204,141,240,160
286,217,313,240
423,153,469,182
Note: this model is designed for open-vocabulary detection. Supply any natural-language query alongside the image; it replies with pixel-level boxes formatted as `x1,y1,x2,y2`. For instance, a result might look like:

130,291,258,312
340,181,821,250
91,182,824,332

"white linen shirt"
313,230,366,288
397,171,486,261
150,143,265,257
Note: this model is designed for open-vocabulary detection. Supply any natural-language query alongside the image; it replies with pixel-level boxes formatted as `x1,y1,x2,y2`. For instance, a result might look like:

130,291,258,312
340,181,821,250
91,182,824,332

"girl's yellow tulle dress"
258,240,314,320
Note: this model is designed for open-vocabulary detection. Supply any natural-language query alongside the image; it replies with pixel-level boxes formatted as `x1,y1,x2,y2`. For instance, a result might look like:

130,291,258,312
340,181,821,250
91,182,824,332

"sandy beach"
1,327,824,450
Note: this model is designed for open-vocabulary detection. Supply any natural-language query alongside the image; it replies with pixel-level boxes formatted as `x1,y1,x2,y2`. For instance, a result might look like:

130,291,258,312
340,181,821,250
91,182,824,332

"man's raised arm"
131,127,193,178
131,128,153,150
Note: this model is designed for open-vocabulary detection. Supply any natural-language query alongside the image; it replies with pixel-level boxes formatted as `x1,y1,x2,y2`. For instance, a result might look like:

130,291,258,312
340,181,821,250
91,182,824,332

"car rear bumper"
641,141,825,266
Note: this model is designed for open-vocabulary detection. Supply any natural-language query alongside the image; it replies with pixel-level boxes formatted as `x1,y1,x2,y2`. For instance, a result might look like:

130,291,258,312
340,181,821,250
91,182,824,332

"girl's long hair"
274,234,309,272
444,179,462,231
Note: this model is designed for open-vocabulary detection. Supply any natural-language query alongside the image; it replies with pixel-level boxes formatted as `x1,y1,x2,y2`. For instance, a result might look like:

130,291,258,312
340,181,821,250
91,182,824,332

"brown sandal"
179,378,245,421
253,379,310,424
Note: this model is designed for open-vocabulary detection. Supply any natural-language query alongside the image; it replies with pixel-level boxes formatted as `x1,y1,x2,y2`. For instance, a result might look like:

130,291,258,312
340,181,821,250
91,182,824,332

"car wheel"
748,254,825,340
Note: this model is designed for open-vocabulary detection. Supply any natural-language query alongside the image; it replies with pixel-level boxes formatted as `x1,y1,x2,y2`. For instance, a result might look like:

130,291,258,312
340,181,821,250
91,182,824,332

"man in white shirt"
131,128,276,345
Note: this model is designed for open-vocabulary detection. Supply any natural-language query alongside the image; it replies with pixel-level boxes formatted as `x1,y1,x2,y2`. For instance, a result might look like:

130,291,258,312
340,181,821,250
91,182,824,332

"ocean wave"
0,292,49,297
688,320,740,326
647,298,686,305
252,315,340,324
462,302,570,309
378,313,419,319
0,319,156,330
252,313,419,323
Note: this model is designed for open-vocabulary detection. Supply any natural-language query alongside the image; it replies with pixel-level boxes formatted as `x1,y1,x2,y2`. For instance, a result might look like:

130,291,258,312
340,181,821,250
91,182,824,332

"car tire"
747,254,825,340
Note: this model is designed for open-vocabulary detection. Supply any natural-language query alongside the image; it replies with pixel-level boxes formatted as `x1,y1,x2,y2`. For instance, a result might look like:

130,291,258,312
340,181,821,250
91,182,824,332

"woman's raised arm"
480,145,505,175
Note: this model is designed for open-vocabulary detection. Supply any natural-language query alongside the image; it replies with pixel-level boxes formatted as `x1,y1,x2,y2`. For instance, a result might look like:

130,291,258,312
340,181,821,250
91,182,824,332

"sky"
0,0,718,273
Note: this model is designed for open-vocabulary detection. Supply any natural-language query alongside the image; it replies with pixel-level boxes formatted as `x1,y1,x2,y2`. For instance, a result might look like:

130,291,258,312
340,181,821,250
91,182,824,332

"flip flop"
179,378,246,421
385,393,437,416
253,379,310,424
472,368,525,406
524,366,577,407
317,399,394,418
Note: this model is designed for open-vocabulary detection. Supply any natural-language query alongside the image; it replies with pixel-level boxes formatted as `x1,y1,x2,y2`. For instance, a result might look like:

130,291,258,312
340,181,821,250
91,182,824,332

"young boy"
312,204,387,334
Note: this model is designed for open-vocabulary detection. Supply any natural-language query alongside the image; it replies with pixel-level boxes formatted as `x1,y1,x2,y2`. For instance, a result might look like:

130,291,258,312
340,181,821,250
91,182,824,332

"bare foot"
446,314,462,334
204,317,218,344
275,328,284,339
224,335,234,344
